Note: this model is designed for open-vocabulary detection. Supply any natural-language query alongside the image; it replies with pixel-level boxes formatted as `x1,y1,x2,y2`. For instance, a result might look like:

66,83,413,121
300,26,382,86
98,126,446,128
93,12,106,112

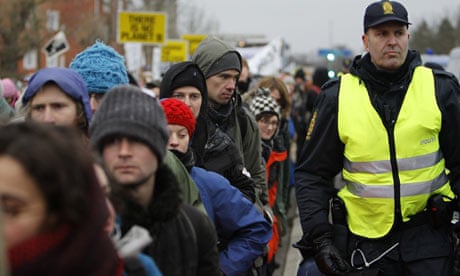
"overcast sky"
195,0,459,55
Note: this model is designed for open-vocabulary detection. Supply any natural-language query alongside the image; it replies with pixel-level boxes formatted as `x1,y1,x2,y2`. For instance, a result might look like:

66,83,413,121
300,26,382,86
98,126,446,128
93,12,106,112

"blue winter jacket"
190,167,272,276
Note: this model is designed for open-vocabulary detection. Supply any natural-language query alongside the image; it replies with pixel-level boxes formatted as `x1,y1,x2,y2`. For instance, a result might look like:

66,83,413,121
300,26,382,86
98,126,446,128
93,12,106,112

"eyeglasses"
259,118,279,128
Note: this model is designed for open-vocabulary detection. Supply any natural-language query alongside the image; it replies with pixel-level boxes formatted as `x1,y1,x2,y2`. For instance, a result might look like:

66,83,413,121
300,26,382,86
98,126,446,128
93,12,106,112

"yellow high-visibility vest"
337,67,454,238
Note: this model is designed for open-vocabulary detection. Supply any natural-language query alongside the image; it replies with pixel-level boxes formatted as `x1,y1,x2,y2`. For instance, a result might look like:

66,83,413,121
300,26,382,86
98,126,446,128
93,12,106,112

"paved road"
273,194,303,276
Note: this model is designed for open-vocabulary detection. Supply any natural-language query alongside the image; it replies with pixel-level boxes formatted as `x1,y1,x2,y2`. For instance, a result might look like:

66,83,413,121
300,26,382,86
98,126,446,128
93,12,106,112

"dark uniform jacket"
295,50,460,253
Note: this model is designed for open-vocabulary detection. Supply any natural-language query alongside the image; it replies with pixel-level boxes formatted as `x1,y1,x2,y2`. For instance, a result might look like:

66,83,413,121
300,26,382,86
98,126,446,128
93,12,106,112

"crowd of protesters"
0,33,324,275
4,1,457,275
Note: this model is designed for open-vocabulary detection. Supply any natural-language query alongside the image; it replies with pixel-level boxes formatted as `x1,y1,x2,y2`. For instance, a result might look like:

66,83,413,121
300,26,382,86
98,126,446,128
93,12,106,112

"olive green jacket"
164,150,207,214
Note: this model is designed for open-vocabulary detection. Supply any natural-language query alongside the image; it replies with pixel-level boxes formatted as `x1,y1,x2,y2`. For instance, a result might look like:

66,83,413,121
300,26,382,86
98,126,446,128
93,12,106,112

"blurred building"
15,0,178,77
17,0,118,76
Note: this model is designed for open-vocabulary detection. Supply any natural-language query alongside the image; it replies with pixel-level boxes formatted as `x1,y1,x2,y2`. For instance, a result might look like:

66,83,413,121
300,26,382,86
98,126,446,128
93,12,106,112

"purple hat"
23,67,92,123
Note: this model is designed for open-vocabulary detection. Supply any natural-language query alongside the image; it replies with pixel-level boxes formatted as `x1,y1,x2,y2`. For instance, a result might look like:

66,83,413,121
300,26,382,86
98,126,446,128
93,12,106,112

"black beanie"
294,68,306,81
312,67,330,87
206,52,241,78
89,85,169,163
161,62,207,97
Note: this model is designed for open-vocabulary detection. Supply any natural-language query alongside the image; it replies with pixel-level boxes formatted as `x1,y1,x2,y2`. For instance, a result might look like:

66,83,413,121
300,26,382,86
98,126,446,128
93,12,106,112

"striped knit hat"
89,85,169,163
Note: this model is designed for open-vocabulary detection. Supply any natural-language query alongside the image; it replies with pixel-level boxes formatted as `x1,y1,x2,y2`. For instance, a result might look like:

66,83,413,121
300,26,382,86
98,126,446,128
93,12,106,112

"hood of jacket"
192,36,242,79
159,61,208,119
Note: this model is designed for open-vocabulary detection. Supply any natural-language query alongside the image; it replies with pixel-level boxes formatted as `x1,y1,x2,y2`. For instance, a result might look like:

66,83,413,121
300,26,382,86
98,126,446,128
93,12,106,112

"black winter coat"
116,165,221,276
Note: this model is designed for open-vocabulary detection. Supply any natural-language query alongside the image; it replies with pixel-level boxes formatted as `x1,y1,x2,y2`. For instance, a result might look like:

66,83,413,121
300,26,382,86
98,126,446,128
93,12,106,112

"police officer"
295,1,460,275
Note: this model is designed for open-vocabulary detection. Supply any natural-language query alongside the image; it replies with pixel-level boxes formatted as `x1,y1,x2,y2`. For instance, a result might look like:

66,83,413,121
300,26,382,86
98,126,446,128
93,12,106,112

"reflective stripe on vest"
343,150,443,174
337,66,454,238
346,172,448,198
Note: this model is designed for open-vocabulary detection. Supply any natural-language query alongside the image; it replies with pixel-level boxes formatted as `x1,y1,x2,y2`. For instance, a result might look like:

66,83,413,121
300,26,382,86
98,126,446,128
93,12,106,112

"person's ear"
362,34,369,51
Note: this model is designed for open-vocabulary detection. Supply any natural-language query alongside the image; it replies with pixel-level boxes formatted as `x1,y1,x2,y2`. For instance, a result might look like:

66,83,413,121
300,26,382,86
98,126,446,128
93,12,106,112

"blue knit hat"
23,67,92,124
70,41,129,94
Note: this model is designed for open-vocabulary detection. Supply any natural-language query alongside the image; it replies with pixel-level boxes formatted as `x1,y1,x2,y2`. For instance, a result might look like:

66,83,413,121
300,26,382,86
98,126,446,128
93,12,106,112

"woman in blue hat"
21,67,92,138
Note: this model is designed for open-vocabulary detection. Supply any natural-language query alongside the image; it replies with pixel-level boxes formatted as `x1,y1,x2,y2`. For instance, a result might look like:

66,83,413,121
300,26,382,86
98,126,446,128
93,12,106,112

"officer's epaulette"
431,68,457,81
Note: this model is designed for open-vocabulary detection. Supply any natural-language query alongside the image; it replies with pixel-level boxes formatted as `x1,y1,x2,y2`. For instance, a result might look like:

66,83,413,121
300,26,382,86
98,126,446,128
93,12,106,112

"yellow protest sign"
118,12,166,44
181,34,207,55
161,40,188,62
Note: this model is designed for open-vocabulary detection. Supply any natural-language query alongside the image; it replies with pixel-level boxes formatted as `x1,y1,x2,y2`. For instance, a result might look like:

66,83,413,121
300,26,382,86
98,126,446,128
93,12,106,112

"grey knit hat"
89,85,169,163
206,52,241,78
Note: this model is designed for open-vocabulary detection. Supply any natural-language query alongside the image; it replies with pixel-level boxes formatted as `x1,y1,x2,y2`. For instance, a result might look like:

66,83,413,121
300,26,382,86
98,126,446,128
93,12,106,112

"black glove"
223,164,256,203
452,229,460,276
312,232,351,275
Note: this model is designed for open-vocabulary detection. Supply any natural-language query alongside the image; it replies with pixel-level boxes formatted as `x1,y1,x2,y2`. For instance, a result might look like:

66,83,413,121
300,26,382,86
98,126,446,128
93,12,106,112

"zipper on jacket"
383,104,403,225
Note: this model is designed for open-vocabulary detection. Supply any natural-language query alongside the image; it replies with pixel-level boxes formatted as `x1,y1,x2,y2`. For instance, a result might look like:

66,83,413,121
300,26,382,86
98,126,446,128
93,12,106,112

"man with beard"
90,85,220,276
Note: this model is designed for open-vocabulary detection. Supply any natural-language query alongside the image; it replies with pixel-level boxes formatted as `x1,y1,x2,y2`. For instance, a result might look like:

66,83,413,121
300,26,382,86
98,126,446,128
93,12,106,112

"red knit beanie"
160,98,196,137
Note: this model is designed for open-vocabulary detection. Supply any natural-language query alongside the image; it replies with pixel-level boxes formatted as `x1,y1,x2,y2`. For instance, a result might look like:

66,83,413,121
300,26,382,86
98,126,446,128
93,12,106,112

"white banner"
246,37,285,76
